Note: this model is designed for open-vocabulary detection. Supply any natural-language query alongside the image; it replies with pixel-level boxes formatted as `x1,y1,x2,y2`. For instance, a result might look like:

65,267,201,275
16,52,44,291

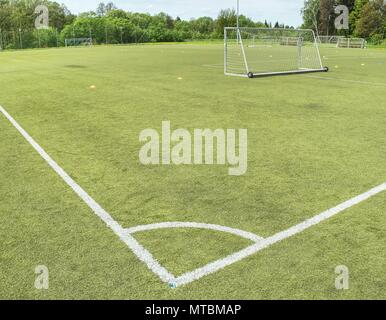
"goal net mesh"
65,38,93,47
337,38,366,49
225,28,325,77
318,35,344,44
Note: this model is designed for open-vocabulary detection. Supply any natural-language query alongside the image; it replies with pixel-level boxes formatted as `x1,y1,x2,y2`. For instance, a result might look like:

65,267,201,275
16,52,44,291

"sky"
59,0,305,27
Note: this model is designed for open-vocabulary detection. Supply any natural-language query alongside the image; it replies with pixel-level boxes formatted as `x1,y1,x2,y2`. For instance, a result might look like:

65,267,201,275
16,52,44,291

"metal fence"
0,25,169,51
0,28,60,50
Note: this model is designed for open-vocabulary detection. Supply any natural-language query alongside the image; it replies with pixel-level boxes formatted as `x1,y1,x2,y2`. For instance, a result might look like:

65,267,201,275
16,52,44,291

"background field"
0,43,385,299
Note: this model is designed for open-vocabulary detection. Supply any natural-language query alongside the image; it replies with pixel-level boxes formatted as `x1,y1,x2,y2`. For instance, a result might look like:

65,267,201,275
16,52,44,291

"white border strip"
0,105,175,284
173,183,386,286
126,222,264,243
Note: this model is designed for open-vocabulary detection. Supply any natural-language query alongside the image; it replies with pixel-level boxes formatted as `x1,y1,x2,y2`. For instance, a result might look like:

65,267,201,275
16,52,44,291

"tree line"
0,0,384,50
0,0,291,49
302,0,385,43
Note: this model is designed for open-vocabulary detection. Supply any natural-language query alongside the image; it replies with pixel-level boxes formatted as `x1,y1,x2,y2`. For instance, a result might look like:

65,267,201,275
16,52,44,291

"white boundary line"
1,105,386,288
126,222,264,243
173,182,386,286
0,105,175,284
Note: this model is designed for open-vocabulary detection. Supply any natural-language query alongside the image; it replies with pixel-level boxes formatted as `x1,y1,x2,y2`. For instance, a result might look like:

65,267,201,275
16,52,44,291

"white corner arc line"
0,106,175,284
126,222,264,243
173,183,386,287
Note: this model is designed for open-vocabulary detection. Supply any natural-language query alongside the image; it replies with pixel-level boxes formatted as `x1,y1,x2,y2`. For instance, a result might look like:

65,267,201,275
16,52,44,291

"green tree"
355,0,385,40
350,0,369,35
215,9,237,35
190,17,214,35
319,0,335,35
302,0,320,35
238,15,256,28
96,2,116,16
0,0,13,30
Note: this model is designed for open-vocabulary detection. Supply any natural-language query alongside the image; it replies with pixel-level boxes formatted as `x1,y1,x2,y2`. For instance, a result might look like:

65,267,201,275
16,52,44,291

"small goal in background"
65,38,93,47
336,38,366,49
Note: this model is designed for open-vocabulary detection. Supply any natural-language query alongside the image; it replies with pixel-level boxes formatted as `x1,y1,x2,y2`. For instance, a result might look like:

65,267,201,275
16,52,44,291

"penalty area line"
0,105,175,284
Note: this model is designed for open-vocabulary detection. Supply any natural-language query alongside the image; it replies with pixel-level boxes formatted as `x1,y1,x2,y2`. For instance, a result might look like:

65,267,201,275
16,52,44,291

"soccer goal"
318,35,344,44
336,37,366,49
65,38,93,47
224,28,328,78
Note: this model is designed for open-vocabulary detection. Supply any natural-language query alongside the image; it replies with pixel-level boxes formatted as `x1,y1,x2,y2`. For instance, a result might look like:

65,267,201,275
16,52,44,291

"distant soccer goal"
65,38,93,47
224,28,328,78
280,36,304,46
317,35,344,44
336,37,366,49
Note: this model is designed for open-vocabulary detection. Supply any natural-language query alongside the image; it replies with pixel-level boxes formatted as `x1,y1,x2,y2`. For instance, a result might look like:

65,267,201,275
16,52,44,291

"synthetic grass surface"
0,44,385,299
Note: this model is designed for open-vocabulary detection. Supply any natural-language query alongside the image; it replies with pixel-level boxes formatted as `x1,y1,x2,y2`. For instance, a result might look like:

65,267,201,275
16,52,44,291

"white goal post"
65,38,93,47
224,27,328,78
336,37,366,49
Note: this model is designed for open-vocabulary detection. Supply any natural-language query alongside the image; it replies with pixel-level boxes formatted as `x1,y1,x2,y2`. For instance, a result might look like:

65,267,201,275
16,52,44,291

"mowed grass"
0,43,385,299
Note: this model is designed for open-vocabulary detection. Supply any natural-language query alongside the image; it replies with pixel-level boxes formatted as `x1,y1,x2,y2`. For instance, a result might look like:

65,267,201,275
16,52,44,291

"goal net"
336,38,366,49
317,35,344,44
224,28,328,78
65,38,93,47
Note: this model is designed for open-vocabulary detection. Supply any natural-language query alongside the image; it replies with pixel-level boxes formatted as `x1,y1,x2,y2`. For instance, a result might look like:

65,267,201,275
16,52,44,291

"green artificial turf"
0,43,385,299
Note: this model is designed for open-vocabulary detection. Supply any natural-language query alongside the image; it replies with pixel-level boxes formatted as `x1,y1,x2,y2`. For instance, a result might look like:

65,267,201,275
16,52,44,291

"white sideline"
126,222,264,243
2,105,386,288
173,183,386,286
0,106,175,284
